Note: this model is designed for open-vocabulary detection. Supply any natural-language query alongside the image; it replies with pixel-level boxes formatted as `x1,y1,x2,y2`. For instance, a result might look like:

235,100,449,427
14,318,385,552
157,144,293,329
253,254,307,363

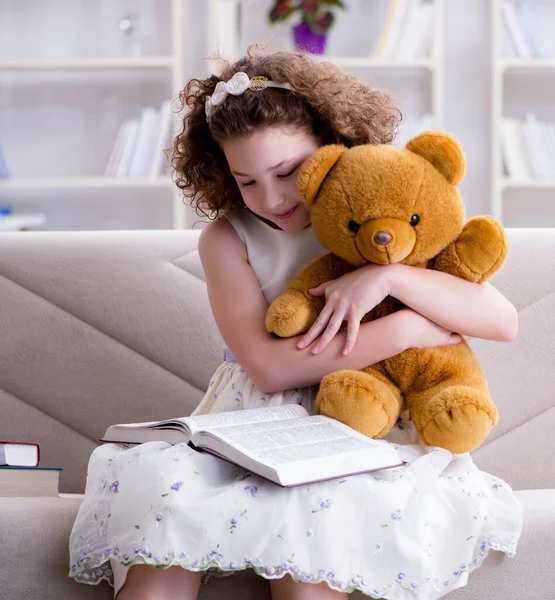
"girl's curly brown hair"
172,48,401,219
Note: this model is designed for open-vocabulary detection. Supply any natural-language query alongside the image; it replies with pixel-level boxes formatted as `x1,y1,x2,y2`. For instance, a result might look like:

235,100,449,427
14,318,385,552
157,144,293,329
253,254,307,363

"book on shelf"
501,115,555,181
0,441,40,467
0,144,9,179
0,466,62,497
100,404,404,488
372,0,433,60
501,0,546,59
107,99,174,179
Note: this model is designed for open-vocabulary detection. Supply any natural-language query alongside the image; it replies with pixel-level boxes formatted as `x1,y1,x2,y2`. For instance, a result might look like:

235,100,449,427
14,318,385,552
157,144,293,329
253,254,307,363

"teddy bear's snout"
355,218,416,265
374,232,392,246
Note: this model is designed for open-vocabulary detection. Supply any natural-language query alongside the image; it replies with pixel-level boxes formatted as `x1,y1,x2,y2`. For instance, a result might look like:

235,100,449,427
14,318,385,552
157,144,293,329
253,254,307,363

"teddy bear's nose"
374,232,392,246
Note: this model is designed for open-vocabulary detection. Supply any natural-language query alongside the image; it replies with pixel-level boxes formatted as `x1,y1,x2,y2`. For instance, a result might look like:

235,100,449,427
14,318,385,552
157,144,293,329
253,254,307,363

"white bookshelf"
0,0,191,230
491,0,555,225
207,0,445,134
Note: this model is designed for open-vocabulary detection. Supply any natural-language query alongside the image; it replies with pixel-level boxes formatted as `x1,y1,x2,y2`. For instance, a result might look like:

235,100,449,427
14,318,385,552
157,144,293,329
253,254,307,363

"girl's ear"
297,145,346,205
405,131,466,185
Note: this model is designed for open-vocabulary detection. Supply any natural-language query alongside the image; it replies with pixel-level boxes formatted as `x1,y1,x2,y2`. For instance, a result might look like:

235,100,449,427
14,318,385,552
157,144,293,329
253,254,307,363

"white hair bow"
205,72,292,121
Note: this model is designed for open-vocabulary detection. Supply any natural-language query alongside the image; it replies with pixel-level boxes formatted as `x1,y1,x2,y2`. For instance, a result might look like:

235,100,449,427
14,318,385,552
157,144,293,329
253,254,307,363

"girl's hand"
297,264,395,356
399,308,462,349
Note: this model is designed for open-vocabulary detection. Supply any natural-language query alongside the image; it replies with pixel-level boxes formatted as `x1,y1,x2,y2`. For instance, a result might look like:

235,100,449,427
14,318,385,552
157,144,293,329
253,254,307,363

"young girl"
69,50,522,600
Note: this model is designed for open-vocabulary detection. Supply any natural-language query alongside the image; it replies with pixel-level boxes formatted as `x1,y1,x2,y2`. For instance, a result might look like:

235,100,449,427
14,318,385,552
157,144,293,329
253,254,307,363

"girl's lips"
274,206,298,219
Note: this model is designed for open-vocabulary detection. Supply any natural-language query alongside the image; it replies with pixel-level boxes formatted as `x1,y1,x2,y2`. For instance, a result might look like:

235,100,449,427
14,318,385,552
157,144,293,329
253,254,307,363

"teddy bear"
265,131,508,454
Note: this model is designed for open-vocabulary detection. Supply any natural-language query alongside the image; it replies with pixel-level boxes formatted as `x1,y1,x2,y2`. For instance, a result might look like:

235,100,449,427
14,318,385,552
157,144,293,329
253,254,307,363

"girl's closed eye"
239,180,256,188
277,165,299,179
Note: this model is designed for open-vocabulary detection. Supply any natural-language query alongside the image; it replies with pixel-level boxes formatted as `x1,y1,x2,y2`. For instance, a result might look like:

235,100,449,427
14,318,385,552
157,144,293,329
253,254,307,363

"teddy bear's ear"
297,145,346,205
405,131,466,185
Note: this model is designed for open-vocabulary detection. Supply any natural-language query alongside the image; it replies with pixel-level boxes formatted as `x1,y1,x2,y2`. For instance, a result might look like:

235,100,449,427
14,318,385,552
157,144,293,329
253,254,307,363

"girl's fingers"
297,303,334,349
312,309,346,354
342,318,361,356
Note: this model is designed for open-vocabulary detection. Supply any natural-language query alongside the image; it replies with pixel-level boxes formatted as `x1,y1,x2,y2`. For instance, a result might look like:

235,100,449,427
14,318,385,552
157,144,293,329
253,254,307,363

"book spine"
105,120,131,177
0,145,9,179
514,0,545,58
115,119,140,178
149,100,174,178
501,1,531,58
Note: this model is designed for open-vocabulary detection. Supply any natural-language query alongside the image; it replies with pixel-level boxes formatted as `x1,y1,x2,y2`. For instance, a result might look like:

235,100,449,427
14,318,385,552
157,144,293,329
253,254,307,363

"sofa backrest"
0,229,554,492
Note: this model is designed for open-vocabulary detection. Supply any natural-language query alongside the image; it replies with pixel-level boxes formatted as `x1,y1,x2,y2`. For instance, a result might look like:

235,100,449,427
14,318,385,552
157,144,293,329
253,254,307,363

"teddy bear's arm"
431,216,508,284
266,253,351,338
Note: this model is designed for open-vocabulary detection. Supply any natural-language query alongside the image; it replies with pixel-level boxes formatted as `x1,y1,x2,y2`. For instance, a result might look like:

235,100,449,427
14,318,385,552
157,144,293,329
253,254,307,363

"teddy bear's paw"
316,370,402,439
266,293,318,338
457,216,508,281
413,386,499,454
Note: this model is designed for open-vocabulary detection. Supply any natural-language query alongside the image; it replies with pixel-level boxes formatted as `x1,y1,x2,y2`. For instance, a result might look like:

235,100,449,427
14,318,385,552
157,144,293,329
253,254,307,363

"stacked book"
0,441,61,497
501,0,547,59
372,0,435,60
501,114,555,181
105,99,174,178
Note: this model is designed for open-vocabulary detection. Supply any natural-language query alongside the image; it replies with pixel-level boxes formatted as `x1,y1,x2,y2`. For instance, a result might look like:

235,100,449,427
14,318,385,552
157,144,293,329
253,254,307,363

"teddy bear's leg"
408,384,498,454
316,368,403,439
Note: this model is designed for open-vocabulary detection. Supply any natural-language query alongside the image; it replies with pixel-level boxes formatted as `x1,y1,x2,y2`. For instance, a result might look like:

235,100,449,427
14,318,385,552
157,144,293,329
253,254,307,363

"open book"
100,405,404,487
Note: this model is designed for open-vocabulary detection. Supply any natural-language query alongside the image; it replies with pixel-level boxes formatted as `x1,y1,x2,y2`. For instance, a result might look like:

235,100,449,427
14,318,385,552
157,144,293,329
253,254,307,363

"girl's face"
221,125,320,232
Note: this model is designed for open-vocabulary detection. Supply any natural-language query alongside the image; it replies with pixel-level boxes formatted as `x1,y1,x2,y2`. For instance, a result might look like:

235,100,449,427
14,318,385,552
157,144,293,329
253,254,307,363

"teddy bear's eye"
348,220,361,233
410,214,420,227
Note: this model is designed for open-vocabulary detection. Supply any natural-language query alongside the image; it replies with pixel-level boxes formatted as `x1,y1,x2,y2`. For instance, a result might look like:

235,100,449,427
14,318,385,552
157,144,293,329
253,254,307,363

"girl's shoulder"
198,215,247,264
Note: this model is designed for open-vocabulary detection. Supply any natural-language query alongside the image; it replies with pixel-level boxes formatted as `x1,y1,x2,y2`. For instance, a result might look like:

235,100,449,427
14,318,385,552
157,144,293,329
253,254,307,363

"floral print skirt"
69,362,522,599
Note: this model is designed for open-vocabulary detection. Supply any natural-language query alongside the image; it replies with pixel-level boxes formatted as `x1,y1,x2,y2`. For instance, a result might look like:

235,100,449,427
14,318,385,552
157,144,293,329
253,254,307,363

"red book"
0,441,40,467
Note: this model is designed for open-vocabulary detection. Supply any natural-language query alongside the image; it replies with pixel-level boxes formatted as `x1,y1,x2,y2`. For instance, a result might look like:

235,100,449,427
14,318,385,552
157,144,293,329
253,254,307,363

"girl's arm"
300,261,518,355
389,263,518,342
199,218,431,394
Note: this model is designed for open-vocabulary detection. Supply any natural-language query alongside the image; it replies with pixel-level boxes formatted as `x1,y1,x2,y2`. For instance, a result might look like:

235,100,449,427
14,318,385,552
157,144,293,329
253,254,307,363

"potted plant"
268,0,346,55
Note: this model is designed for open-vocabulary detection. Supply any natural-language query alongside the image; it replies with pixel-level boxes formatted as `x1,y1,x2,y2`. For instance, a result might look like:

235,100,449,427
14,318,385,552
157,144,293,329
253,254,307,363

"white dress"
69,209,523,599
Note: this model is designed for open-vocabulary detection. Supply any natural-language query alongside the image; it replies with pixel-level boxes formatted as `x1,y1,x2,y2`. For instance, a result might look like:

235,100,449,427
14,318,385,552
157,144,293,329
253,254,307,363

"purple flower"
306,530,313,537
327,571,335,579
179,551,187,559
71,564,77,572
245,485,258,497
411,582,419,589
217,554,224,561
109,480,120,493
397,572,406,580
453,569,461,576
171,481,184,491
391,509,403,521
338,581,346,589
361,579,368,587
266,566,276,575
172,456,180,462
480,543,487,552
123,554,130,561
156,514,163,523
318,569,326,577
192,559,200,568
375,543,382,552
231,518,238,525
230,561,237,569
320,498,333,509
113,548,120,556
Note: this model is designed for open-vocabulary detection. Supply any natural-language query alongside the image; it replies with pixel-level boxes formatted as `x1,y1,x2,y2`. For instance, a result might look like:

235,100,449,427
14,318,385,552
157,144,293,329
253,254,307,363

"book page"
197,415,395,467
186,404,308,436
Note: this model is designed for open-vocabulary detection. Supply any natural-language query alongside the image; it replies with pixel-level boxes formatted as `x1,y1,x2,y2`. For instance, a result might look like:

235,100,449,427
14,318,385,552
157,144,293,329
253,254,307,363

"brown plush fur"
266,131,508,454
